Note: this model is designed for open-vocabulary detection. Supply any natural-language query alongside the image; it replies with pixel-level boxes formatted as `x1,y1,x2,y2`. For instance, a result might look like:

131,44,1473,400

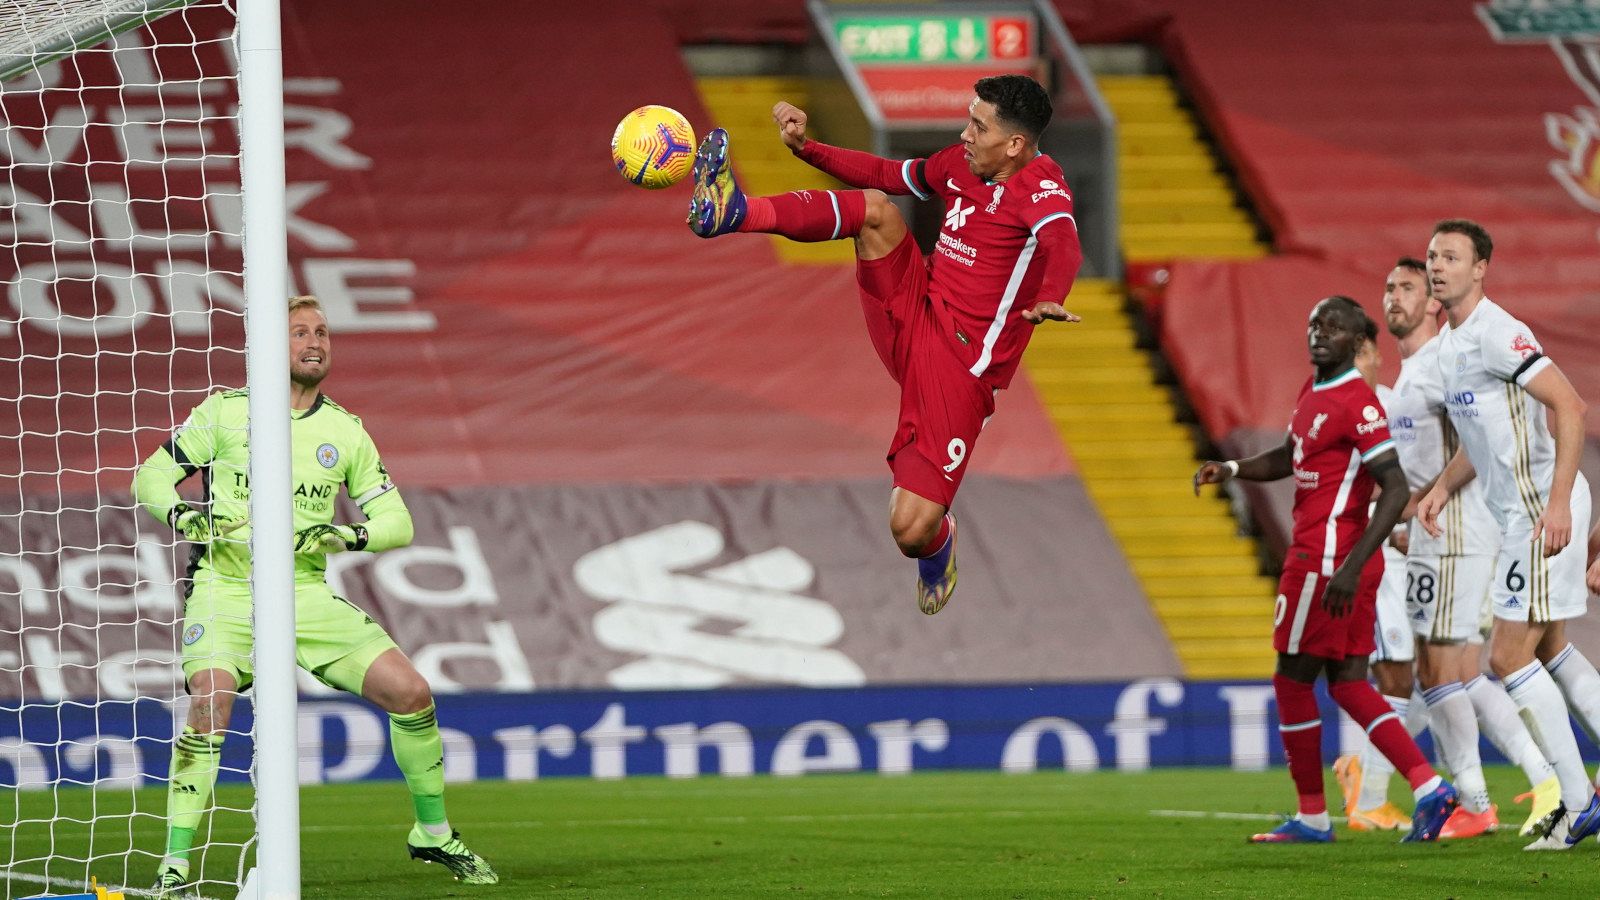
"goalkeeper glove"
168,502,248,543
293,523,369,554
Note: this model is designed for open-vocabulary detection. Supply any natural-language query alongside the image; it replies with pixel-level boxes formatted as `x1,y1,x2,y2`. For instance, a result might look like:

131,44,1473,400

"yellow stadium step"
1122,185,1239,209
1186,655,1276,679
1046,404,1172,426
1142,574,1279,599
1070,439,1198,462
1025,277,1274,678
1027,330,1140,352
1108,517,1242,542
1174,638,1280,662
1084,478,1191,502
1131,556,1261,579
1124,240,1268,260
1119,169,1232,192
1118,532,1258,560
1099,73,1272,263
1057,421,1191,446
1076,457,1202,483
1157,597,1276,619
1122,221,1260,243
1118,154,1216,173
695,75,846,266
1162,619,1273,641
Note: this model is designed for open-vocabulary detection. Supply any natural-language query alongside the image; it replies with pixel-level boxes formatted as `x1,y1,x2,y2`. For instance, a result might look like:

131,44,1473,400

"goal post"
0,0,295,896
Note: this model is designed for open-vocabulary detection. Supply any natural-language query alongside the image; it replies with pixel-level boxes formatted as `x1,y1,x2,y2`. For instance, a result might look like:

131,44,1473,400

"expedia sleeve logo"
1030,178,1072,204
1356,404,1388,435
317,443,339,468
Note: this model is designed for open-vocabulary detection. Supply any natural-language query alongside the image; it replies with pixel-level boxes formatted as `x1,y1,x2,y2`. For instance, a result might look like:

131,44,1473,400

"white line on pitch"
1150,809,1349,823
1,870,219,899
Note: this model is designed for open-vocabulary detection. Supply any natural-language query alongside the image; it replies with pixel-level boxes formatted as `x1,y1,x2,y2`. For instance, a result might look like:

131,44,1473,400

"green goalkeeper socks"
390,704,448,827
165,726,224,861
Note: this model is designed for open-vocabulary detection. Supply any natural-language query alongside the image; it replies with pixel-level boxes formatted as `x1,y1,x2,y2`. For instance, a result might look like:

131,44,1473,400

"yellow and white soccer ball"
611,104,696,190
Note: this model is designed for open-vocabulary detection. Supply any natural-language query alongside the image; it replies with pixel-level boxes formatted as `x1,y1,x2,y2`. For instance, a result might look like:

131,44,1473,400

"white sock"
1467,674,1555,789
1547,643,1600,745
1505,659,1592,810
1404,686,1429,737
422,820,451,837
1357,694,1407,810
1296,811,1331,831
1412,774,1443,802
1423,682,1490,813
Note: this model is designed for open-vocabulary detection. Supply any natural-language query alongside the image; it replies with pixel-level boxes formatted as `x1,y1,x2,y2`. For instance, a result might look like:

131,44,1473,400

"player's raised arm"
1193,434,1294,495
777,101,931,197
1323,448,1408,616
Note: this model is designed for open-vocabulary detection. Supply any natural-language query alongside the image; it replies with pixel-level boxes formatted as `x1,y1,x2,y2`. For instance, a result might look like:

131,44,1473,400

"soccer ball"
611,105,696,190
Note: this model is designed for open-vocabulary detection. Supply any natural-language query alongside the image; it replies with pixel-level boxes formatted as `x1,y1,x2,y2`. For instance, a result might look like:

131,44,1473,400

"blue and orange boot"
1402,779,1459,842
687,128,747,238
916,516,957,615
1248,817,1335,844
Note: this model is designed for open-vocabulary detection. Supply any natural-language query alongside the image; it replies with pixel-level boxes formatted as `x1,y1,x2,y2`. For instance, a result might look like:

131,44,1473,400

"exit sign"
834,14,1034,64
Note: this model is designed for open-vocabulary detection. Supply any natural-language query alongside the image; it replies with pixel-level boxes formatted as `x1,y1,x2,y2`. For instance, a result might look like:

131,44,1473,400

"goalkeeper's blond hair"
289,295,323,315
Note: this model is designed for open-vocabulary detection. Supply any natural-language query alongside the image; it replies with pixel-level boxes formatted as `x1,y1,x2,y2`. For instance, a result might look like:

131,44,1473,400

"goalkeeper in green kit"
134,296,497,893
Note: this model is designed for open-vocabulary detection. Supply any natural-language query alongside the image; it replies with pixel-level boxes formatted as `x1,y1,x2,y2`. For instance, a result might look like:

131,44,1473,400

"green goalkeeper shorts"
181,577,398,695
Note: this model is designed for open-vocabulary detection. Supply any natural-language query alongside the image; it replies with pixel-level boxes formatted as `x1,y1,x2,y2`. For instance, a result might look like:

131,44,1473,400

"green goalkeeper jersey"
134,388,410,586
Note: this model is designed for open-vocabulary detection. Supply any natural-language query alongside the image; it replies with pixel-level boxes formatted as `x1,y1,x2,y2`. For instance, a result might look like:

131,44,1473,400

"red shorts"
1273,554,1384,659
856,232,995,508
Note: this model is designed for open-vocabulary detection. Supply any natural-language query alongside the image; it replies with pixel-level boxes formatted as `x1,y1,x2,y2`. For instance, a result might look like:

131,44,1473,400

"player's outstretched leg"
408,828,499,884
687,128,747,237
915,513,957,615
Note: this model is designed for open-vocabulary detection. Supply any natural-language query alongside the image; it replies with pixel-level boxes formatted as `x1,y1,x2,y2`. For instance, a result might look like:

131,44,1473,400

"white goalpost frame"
236,0,298,896
1,0,296,894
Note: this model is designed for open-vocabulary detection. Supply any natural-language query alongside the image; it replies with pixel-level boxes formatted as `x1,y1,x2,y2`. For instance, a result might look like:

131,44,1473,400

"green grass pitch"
6,766,1600,898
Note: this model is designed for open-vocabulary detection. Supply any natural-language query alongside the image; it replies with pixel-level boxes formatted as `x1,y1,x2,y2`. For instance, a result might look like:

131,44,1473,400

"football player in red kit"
687,74,1082,616
1193,296,1458,843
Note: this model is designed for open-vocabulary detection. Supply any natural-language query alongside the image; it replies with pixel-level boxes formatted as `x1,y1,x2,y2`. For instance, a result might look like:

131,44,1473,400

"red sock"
1273,674,1326,815
915,514,952,558
738,190,866,242
1329,679,1434,788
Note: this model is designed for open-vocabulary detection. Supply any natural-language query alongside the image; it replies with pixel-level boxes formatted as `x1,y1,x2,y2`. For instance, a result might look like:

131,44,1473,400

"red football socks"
1329,678,1434,788
740,190,866,242
915,514,952,559
1273,674,1327,815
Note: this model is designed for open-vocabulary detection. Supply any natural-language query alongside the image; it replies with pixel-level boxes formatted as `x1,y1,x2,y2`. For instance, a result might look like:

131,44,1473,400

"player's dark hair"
1321,294,1376,340
1395,256,1426,275
974,75,1052,143
1433,218,1493,262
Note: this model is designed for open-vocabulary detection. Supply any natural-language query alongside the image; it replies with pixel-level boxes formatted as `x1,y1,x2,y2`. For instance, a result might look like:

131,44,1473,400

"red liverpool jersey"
917,145,1079,388
1287,368,1396,575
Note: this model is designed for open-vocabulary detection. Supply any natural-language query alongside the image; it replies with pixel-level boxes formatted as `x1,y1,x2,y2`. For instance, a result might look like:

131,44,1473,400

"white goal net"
1,2,263,896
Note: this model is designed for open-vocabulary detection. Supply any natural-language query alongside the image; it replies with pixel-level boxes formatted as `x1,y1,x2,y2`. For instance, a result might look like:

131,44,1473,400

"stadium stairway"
1098,75,1267,262
695,76,852,265
1024,280,1276,678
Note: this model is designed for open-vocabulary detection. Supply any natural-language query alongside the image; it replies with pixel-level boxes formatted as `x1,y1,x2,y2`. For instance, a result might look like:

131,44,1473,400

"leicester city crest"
183,623,205,646
317,443,339,468
1456,353,1467,374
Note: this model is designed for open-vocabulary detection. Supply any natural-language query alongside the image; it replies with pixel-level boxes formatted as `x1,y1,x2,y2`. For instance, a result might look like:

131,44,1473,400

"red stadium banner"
0,477,1174,701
